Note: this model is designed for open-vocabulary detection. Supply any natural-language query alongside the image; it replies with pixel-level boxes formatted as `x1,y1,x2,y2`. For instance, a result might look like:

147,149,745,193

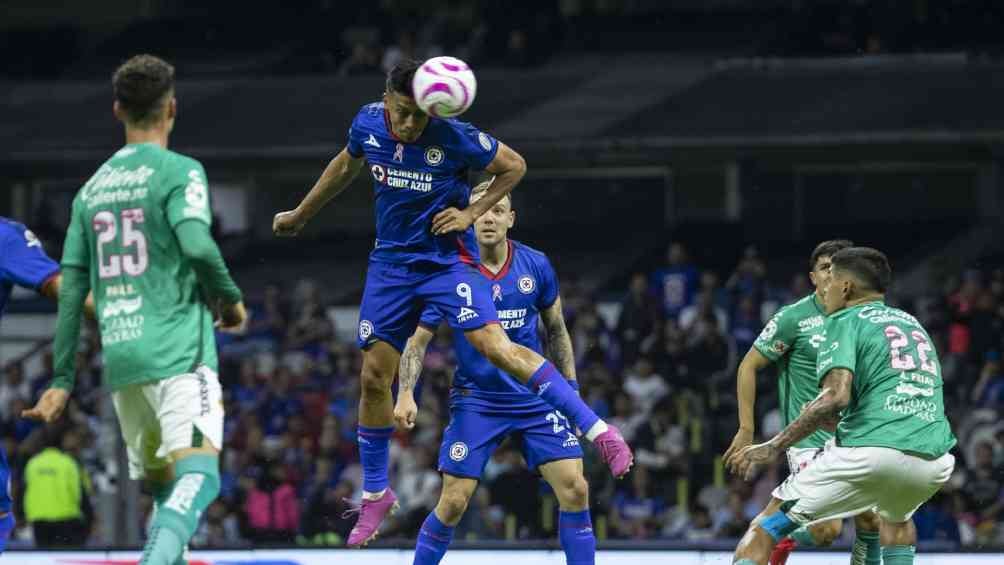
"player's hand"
394,392,419,431
273,209,306,237
22,388,70,423
723,427,754,475
431,207,475,235
216,301,248,334
735,440,779,481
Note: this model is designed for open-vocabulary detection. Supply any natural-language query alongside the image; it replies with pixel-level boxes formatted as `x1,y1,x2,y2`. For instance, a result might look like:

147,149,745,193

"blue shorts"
439,406,584,479
357,260,498,352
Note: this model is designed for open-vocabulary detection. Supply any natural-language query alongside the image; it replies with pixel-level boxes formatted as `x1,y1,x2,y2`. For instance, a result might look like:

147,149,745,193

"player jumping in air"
394,180,595,565
273,59,632,547
723,240,881,565
732,247,956,565
23,54,247,565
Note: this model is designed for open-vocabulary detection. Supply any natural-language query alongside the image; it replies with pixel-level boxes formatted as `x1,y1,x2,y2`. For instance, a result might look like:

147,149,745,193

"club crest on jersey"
479,132,493,151
518,276,535,294
492,284,503,302
457,307,478,323
449,442,469,462
394,143,404,162
23,229,41,248
359,320,374,341
371,164,386,183
424,146,444,166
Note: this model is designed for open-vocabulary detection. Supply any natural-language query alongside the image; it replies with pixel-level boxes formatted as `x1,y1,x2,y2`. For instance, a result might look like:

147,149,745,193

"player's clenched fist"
394,392,419,430
22,388,70,423
273,209,305,237
216,301,248,334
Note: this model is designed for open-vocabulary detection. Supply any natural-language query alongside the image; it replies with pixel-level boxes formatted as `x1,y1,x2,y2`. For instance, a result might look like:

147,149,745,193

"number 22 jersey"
62,143,218,390
816,301,956,458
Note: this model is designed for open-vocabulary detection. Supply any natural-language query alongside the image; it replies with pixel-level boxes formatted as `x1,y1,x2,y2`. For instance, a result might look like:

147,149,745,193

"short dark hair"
112,54,175,126
831,247,892,293
385,59,421,98
809,239,854,270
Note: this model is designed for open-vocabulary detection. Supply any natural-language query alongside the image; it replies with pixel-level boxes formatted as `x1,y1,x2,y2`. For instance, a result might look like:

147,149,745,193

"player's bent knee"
360,367,394,398
812,519,842,546
855,510,881,532
437,489,472,523
555,475,589,509
759,511,799,542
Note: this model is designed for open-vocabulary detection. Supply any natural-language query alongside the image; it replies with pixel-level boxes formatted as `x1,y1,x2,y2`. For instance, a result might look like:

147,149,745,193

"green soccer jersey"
816,301,956,459
61,143,218,390
754,293,831,449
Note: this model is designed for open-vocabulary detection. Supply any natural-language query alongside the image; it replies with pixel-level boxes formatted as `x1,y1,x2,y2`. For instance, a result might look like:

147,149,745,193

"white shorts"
773,443,955,525
111,365,224,480
786,446,824,476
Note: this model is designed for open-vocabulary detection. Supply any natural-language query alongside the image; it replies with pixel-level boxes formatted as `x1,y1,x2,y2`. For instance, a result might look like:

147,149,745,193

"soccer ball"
412,56,477,118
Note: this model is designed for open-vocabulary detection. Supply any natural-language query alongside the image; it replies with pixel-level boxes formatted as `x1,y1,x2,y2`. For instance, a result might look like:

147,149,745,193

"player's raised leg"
539,458,595,565
463,323,632,477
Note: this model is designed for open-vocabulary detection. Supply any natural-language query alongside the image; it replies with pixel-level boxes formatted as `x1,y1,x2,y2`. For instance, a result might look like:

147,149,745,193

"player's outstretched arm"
723,347,771,473
23,266,89,423
541,296,576,381
394,325,435,431
432,143,526,235
274,148,365,237
735,368,853,479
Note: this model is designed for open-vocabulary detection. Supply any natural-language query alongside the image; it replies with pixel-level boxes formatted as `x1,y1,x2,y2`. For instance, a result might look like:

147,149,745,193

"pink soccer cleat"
594,425,634,478
345,489,399,548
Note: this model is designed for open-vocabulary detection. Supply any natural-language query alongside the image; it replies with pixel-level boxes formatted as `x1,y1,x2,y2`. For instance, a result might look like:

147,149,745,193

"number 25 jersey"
62,143,218,390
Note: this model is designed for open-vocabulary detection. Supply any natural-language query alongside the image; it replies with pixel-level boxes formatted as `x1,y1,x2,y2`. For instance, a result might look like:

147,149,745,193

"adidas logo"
537,382,551,395
457,307,479,323
365,134,381,147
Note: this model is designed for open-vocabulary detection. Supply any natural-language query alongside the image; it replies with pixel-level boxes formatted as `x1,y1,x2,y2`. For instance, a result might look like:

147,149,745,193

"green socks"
882,544,916,565
733,560,758,565
851,530,881,565
790,526,818,547
139,455,220,565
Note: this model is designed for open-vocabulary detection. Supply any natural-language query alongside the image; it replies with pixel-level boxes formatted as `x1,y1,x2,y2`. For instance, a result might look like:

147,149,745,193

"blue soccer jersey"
0,217,60,318
346,102,499,266
421,240,559,413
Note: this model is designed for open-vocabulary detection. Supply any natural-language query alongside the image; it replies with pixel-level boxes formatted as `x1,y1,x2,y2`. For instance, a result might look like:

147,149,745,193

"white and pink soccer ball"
412,56,477,118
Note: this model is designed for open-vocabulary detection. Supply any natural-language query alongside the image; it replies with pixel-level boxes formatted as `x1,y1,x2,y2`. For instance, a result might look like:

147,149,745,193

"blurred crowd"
2,243,1004,548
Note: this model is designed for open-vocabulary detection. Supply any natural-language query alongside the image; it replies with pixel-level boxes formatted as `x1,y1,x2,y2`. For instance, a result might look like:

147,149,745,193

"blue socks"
358,425,394,494
559,509,596,565
414,512,455,565
527,362,600,433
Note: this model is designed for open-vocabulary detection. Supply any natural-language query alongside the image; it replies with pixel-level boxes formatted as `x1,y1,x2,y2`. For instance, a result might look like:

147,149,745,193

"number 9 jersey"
62,143,218,390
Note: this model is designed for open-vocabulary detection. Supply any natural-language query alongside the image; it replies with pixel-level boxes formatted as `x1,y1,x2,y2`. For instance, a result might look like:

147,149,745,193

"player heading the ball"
273,58,633,547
